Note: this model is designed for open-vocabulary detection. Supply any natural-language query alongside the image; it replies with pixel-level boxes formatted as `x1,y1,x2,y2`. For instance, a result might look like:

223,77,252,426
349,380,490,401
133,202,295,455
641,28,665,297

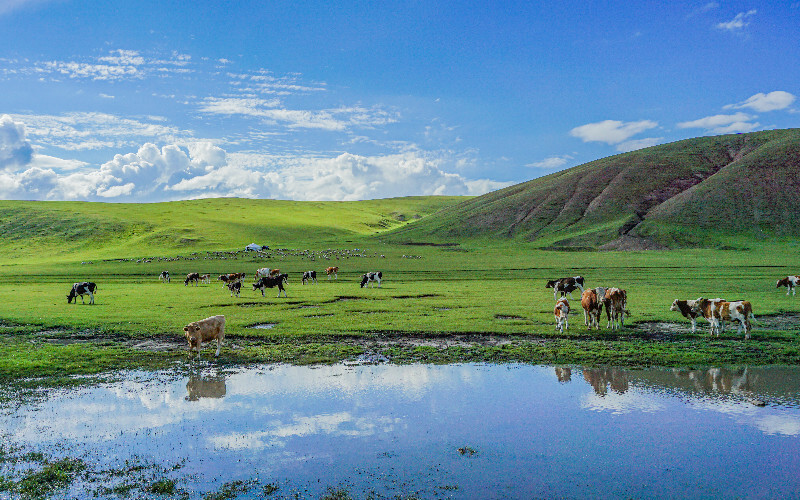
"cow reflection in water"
185,372,227,401
554,367,572,383
582,368,630,396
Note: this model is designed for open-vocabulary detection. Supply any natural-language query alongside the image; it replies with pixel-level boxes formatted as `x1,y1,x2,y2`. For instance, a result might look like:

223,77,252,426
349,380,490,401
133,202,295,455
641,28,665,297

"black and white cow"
67,282,97,304
227,281,242,297
253,275,287,297
159,271,170,283
185,272,200,286
302,270,317,285
545,276,585,300
360,271,382,288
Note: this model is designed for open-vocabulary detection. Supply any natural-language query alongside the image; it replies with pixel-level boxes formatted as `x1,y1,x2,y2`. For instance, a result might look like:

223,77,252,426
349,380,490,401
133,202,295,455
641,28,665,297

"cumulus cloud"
526,155,574,169
716,9,756,31
677,112,759,134
0,115,34,169
0,142,508,202
724,91,797,112
570,119,658,145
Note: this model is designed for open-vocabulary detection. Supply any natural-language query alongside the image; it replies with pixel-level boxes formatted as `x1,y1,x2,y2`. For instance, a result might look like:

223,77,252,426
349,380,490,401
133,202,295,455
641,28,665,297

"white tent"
245,243,266,252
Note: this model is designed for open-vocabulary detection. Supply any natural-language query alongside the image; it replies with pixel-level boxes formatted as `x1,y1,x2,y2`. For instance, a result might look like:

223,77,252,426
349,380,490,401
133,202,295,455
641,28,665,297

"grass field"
2,198,800,381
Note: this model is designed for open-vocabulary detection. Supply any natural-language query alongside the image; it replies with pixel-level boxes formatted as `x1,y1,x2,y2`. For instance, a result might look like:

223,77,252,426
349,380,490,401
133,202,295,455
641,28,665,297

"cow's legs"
215,338,222,357
88,292,94,305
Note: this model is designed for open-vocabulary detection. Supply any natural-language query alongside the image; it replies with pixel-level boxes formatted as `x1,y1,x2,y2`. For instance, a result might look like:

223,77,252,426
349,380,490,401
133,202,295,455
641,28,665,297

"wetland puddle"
2,364,800,498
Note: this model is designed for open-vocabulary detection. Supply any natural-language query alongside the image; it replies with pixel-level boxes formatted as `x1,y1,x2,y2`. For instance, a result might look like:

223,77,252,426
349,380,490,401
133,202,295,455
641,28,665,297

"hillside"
0,196,466,261
387,129,800,249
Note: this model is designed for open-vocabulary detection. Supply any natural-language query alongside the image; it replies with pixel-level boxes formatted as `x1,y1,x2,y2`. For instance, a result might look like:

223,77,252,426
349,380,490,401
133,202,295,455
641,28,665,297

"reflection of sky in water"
2,364,800,498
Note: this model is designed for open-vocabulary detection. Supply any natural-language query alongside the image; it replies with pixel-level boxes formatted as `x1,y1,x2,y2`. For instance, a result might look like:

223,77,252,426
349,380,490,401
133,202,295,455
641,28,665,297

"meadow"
2,211,800,381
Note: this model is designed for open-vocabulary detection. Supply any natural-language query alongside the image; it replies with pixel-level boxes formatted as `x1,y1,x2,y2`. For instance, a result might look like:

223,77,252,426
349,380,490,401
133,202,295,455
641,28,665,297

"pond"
2,363,800,499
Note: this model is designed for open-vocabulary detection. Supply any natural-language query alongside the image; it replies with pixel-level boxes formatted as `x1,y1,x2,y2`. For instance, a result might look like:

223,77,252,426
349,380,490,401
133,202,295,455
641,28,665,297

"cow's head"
777,277,788,288
360,275,369,288
184,323,201,348
669,299,682,312
67,291,74,303
545,280,557,289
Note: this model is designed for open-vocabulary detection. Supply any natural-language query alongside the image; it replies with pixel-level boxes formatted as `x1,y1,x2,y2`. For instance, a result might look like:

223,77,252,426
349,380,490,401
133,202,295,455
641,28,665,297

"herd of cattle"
548,274,800,340
65,268,800,357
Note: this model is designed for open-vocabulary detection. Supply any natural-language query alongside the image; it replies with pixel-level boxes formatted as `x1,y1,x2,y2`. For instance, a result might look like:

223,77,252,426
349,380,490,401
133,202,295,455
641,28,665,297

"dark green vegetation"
391,129,800,250
2,129,800,384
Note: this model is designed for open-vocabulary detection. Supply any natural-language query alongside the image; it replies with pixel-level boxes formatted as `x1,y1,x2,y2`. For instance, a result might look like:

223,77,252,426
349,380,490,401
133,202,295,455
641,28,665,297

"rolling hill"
0,196,466,261
387,128,800,249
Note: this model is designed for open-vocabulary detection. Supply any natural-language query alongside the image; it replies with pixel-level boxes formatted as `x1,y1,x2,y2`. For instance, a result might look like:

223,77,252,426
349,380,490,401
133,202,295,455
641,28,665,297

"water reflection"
2,364,800,498
185,370,227,401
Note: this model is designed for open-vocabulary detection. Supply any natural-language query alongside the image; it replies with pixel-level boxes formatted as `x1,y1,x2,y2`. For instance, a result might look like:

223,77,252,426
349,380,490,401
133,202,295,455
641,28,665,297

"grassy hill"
387,129,800,249
0,196,467,261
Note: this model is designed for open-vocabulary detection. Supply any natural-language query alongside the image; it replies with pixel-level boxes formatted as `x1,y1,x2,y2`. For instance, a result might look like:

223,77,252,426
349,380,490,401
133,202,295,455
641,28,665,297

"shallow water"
2,364,800,498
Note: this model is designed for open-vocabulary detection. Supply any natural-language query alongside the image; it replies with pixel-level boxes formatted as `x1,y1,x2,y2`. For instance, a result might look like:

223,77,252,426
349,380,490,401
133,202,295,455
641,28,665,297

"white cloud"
0,114,34,169
724,91,797,112
677,112,759,134
570,119,658,145
11,112,191,151
716,9,756,31
616,137,663,152
0,143,508,202
526,155,573,169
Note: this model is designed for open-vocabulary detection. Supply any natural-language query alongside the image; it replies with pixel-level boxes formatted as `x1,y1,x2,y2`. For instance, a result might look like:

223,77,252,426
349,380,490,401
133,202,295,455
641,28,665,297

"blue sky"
0,0,798,202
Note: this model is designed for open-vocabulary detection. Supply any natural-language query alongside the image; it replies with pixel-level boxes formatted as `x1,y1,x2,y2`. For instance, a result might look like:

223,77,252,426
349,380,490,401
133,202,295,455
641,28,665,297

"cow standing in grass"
302,271,317,285
159,271,170,283
554,298,570,333
227,281,242,297
183,315,226,358
581,289,602,330
326,266,339,279
67,282,97,304
360,271,382,288
253,274,288,297
546,276,585,300
603,288,629,330
185,272,200,286
777,276,800,296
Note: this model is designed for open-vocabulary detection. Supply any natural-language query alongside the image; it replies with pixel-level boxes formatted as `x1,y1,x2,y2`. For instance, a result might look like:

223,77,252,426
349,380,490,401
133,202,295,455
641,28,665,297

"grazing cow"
218,272,246,288
255,268,272,279
326,266,339,279
554,298,570,333
713,301,756,339
360,271,382,288
670,299,704,333
777,276,800,296
185,272,200,286
546,276,585,300
253,275,287,297
694,298,729,336
183,315,226,358
159,271,170,283
67,282,97,304
227,281,242,297
200,274,211,284
603,288,629,330
302,270,317,285
581,289,602,330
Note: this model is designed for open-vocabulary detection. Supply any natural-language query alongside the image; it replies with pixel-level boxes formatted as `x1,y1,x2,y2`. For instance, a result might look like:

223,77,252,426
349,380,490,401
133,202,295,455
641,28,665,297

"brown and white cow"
714,301,756,339
777,276,800,296
218,272,246,288
184,272,200,286
694,297,730,336
581,289,602,330
670,299,705,333
603,288,628,330
554,298,570,333
546,276,585,300
183,315,226,358
200,274,211,284
255,268,272,279
326,266,339,279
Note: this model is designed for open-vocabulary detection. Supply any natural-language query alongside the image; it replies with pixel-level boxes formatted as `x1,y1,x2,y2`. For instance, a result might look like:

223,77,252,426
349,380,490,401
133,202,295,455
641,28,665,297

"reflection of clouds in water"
209,413,402,450
694,399,800,436
227,364,478,400
580,389,665,415
754,415,800,436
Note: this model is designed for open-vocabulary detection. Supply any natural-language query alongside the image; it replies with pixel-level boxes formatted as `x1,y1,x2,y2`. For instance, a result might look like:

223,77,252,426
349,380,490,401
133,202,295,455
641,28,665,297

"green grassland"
1,197,800,381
